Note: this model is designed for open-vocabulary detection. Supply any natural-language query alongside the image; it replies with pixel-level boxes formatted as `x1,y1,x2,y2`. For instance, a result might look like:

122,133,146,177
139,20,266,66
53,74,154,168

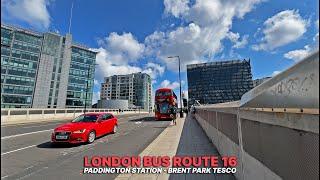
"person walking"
170,105,177,125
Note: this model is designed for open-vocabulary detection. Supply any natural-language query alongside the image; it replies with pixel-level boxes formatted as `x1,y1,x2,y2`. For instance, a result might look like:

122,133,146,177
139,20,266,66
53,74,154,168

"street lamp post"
168,56,184,118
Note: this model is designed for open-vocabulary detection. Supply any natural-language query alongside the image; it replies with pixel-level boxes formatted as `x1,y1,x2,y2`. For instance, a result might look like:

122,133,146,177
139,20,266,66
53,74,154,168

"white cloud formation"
226,31,249,48
160,80,180,89
284,45,313,62
98,32,145,65
2,0,50,29
142,62,165,79
146,0,263,72
93,47,142,82
314,19,319,45
164,0,189,18
252,10,308,51
272,70,281,76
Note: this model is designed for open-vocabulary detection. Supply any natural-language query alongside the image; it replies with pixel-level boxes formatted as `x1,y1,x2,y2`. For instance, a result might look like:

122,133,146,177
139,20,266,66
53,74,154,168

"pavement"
1,113,171,180
169,114,235,180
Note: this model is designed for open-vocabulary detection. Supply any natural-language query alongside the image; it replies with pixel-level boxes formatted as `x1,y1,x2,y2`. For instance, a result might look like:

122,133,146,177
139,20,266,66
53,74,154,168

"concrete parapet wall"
194,107,319,180
1,109,148,125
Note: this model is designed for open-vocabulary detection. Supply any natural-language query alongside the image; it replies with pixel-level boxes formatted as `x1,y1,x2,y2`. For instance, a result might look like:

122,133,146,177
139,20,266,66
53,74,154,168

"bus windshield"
156,91,171,96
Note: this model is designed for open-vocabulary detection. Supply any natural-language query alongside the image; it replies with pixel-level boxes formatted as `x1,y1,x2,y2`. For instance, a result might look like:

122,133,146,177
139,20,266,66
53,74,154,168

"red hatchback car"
51,112,118,144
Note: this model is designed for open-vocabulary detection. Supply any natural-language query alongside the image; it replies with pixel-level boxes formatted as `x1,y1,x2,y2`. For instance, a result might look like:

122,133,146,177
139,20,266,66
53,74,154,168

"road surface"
1,113,171,180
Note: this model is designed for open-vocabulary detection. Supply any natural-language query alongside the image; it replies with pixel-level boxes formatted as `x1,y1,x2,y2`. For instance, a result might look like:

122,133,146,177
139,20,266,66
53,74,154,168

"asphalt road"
1,113,171,180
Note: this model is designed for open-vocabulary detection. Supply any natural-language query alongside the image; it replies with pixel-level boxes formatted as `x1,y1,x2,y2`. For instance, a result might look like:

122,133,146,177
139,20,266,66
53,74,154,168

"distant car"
51,112,118,144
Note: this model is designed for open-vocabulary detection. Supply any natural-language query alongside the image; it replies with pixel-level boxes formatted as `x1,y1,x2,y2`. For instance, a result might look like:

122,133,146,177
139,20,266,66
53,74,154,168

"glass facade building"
1,24,97,108
187,60,254,105
66,47,96,108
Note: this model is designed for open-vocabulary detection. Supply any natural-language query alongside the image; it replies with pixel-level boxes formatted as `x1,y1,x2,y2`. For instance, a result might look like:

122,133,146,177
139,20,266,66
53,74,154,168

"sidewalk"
116,117,186,180
169,115,235,180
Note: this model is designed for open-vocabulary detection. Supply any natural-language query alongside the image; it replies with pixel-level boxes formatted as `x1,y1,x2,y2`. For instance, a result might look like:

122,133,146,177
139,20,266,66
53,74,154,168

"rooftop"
187,59,251,69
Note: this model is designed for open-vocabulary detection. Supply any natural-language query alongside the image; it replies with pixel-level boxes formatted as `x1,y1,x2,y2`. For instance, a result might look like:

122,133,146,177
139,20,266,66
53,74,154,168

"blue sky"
2,0,319,104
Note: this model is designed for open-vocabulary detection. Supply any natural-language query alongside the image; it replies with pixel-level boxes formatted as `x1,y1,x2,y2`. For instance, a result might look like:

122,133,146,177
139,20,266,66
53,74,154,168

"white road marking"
1,144,37,156
1,129,53,140
18,166,48,180
21,123,61,129
1,175,8,179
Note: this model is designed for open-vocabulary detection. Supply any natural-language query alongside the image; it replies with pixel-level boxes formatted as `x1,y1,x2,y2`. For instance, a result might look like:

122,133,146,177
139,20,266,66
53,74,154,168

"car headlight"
73,129,86,133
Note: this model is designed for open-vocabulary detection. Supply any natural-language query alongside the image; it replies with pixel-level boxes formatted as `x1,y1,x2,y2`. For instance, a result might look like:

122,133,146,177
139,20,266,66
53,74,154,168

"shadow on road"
37,141,82,149
129,116,173,122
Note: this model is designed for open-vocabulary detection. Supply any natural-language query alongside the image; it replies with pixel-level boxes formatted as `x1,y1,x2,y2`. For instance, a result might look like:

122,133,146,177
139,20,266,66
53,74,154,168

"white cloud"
314,19,319,45
92,91,100,105
252,10,308,51
164,0,189,18
284,45,313,62
160,80,180,89
2,0,50,29
146,0,263,72
272,70,281,76
142,62,165,79
93,47,142,82
98,32,145,65
226,31,249,48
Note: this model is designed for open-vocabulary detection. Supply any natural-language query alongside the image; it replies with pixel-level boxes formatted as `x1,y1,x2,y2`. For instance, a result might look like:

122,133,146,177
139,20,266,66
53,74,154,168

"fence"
1,108,146,124
195,104,318,180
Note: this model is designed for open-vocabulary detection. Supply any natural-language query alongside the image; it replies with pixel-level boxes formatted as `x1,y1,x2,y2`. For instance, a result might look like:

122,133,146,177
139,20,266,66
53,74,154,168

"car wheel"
87,131,96,143
112,125,118,134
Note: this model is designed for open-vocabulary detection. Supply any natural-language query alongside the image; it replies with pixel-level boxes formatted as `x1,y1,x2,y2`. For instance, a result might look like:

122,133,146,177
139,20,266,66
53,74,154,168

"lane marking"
1,115,150,139
1,175,8,179
1,129,53,140
21,123,62,129
1,144,36,156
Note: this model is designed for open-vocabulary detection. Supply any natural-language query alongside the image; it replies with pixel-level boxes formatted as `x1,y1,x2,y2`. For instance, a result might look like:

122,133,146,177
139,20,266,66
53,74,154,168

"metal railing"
1,108,139,116
1,108,147,123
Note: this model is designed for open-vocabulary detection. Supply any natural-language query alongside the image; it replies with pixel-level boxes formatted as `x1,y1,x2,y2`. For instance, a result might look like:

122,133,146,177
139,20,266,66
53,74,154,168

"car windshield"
72,114,99,123
156,91,171,96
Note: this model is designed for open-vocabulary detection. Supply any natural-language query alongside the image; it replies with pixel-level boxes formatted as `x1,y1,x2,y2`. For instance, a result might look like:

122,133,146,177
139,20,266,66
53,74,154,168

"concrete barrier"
194,103,319,180
1,108,148,125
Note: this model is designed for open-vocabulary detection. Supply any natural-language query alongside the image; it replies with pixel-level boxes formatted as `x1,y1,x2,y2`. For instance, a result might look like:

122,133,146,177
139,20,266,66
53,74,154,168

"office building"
1,24,97,108
253,77,272,87
100,72,152,110
187,59,253,105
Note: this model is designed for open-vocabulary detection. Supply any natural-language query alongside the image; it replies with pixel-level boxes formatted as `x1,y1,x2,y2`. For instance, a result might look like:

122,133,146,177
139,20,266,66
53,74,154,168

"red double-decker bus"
154,88,178,120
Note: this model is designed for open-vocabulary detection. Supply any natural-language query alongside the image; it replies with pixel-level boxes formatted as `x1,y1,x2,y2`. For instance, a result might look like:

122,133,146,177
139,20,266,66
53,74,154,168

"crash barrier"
194,51,319,180
195,105,318,180
1,108,148,125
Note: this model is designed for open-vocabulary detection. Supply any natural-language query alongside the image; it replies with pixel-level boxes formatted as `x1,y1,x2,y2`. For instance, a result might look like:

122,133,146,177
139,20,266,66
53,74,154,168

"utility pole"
168,56,184,118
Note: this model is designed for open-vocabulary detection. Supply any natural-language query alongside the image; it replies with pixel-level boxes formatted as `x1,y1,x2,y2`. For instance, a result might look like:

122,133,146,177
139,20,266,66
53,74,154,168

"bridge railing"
194,51,319,180
195,104,318,180
1,108,147,124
